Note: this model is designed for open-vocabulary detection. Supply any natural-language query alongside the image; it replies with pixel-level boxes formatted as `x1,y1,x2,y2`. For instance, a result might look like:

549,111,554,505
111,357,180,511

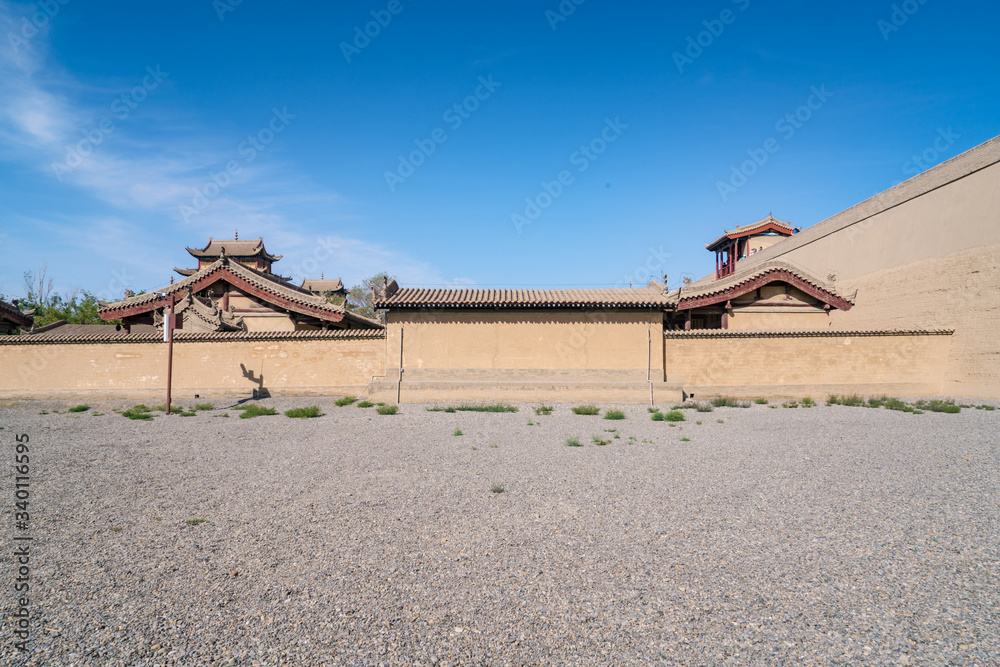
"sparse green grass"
235,404,277,419
716,418,724,424
663,410,685,422
285,406,323,419
650,411,664,421
38,410,48,415
213,413,230,418
490,484,505,494
572,405,600,415
453,428,463,436
801,397,815,408
376,405,399,415
783,401,799,408
489,444,498,449
754,398,769,405
914,399,961,414
647,407,659,413
680,437,691,442
591,436,611,446
91,412,104,416
193,403,214,411
977,404,996,411
430,403,518,413
603,409,626,420
110,526,122,532
866,395,889,408
695,420,702,425
121,406,154,420
185,519,207,526
534,405,554,415
828,393,864,407
566,437,583,447
711,396,751,408
178,411,197,417
335,396,358,407
357,401,375,408
471,446,478,451
426,406,456,412
68,405,90,413
694,402,714,412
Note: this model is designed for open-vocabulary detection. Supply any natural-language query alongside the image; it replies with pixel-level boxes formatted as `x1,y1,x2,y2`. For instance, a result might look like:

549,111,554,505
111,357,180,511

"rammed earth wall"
0,332,386,400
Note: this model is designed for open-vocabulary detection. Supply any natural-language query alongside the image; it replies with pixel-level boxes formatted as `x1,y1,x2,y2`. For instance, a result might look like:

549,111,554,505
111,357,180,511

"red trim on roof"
677,269,853,311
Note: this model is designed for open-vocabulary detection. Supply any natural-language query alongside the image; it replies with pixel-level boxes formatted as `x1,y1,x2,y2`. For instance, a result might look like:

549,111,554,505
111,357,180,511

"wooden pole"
166,295,175,415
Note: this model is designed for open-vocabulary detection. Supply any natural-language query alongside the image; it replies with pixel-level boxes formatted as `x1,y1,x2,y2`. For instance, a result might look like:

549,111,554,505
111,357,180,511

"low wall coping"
0,329,386,346
664,329,955,339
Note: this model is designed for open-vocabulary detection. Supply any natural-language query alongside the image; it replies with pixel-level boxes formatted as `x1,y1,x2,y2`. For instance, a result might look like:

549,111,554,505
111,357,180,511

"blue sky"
1,0,998,302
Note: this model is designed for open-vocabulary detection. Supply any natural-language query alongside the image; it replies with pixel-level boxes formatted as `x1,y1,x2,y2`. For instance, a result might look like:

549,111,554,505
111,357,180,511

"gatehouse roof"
705,215,795,251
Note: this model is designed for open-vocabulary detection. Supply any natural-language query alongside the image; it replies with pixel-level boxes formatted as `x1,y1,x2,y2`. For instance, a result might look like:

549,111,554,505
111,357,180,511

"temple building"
706,214,797,279
100,237,379,332
0,298,33,333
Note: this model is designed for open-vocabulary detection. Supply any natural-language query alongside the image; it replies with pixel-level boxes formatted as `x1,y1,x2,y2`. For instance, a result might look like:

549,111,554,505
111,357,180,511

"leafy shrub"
663,410,685,422
603,409,626,420
376,405,399,415
782,401,799,408
566,438,583,447
535,405,554,415
694,402,714,412
650,411,664,421
801,397,815,408
711,396,751,408
828,394,864,407
335,396,358,407
357,401,375,408
68,405,90,413
285,406,323,419
572,405,600,415
754,398,769,405
121,407,154,421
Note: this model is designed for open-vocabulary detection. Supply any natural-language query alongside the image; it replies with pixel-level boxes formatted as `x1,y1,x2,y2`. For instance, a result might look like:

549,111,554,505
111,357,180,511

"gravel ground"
1,396,998,666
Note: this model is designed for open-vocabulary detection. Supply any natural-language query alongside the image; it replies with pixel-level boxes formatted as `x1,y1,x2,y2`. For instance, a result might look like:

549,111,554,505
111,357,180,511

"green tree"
16,267,118,328
347,272,394,323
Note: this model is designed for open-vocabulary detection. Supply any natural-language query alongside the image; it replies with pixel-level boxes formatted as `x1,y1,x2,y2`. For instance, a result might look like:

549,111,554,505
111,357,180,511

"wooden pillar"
684,310,691,331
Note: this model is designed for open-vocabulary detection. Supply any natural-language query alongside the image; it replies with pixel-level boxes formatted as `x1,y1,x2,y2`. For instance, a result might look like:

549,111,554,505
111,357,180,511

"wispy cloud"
0,0,458,295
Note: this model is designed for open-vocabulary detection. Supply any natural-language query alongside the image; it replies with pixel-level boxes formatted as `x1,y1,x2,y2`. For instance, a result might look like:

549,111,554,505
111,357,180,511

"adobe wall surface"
0,337,385,400
740,156,999,398
829,244,1000,399
665,332,953,398
385,309,665,380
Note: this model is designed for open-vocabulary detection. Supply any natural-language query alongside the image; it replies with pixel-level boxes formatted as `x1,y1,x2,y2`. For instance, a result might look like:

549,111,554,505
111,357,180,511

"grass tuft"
663,410,685,422
122,406,154,420
534,405,554,416
603,409,626,420
914,399,961,413
754,398,769,405
68,405,90,413
453,428,463,436
572,405,600,415
801,397,815,408
193,403,215,411
335,396,358,407
357,401,375,408
694,402,714,412
680,437,691,442
236,404,277,419
782,401,799,408
285,406,323,419
591,435,611,446
185,519,207,526
711,396,751,408
565,437,583,447
650,411,664,421
490,484,505,494
376,405,399,415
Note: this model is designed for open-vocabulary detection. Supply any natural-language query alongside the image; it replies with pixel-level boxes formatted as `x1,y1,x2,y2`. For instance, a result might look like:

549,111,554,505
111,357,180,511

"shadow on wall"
240,363,270,399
